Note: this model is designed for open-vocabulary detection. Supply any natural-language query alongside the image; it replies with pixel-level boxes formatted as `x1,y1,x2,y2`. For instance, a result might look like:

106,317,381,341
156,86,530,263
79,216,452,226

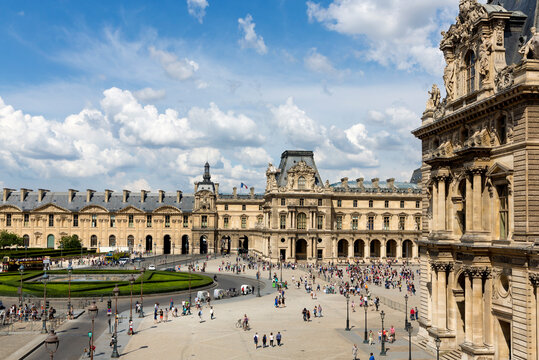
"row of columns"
530,274,539,360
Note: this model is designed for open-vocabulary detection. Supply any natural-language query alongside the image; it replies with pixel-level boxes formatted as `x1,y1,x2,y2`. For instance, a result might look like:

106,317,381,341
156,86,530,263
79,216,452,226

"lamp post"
407,324,413,360
188,256,192,305
345,291,351,331
18,264,24,307
88,301,98,360
44,329,60,359
154,242,156,257
380,310,387,356
111,284,120,358
404,294,409,331
363,301,369,343
139,268,145,318
256,260,261,297
41,271,49,333
67,264,72,319
280,254,283,283
435,335,441,360
129,275,135,331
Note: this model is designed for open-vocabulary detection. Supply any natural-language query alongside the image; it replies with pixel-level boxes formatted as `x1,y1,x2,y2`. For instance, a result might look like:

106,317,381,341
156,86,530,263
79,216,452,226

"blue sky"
0,0,461,193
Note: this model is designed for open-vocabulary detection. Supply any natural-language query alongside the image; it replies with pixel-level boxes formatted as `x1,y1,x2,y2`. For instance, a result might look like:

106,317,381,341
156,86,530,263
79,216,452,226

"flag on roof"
240,183,248,189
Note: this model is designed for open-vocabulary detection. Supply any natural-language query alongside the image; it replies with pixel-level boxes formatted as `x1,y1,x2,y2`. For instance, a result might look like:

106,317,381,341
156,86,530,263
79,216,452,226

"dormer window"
298,176,306,189
465,51,476,93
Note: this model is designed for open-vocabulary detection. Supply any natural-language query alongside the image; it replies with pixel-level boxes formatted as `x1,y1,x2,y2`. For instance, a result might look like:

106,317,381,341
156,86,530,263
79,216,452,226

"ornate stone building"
412,1,539,359
0,150,421,263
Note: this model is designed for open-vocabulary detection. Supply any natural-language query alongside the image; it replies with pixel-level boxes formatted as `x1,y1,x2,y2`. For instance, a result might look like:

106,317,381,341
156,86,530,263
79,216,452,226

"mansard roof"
0,191,194,213
276,150,323,188
330,180,421,194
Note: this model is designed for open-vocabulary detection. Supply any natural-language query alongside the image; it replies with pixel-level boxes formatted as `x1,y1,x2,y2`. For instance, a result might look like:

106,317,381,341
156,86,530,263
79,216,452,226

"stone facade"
412,1,539,359
0,150,421,264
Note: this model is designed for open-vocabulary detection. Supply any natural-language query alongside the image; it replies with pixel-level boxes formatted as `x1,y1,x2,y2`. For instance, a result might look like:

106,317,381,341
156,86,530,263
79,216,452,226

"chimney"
214,183,219,198
250,187,255,199
3,188,14,202
86,189,95,203
386,178,395,190
68,189,78,203
140,190,147,203
340,177,349,189
371,178,379,189
123,190,130,203
356,178,364,189
159,190,165,203
38,189,49,202
176,190,183,203
233,187,237,199
20,188,31,202
104,189,113,203
194,183,199,192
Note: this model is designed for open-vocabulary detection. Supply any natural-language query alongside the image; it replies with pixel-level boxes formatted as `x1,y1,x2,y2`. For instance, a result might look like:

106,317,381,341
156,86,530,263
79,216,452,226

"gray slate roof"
276,150,323,188
330,180,421,194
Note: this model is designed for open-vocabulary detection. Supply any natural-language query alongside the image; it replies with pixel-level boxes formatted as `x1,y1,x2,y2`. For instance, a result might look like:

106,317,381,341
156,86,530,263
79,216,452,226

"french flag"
240,183,248,190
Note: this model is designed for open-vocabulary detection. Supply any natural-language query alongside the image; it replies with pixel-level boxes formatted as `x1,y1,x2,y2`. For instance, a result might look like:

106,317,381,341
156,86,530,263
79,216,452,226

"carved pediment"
79,205,109,213
33,203,70,213
286,161,317,190
0,204,22,212
486,162,513,178
116,205,145,214
153,206,182,214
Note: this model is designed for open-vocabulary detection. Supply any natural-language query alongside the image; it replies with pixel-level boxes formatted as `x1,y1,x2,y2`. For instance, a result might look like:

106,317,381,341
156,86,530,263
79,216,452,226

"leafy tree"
59,235,82,249
0,231,23,248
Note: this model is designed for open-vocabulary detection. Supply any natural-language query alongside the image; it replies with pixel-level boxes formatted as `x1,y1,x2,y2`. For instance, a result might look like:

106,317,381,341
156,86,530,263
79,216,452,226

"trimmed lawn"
0,270,212,298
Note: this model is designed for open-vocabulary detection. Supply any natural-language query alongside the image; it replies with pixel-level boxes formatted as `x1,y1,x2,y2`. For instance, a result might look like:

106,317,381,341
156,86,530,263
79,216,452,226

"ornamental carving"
519,27,539,60
286,160,317,191
530,273,539,287
495,65,515,91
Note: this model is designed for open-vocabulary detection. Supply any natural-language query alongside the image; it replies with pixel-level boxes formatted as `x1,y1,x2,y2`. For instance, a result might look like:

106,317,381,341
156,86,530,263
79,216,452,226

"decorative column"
348,240,354,259
431,264,439,329
396,240,402,260
381,240,387,259
447,265,457,332
464,268,473,343
471,269,484,346
291,237,296,259
530,274,539,360
465,175,473,232
438,176,446,231
483,269,493,347
472,169,483,231
364,240,369,259
432,179,438,231
437,263,451,330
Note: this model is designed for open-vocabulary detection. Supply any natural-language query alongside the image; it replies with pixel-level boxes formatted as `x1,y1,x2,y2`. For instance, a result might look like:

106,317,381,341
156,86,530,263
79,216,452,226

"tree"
59,235,82,249
0,231,23,248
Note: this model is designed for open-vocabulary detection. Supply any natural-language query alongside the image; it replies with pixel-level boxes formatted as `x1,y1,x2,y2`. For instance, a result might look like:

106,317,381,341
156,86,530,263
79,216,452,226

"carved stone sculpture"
443,58,456,100
495,65,515,91
426,84,441,110
478,37,492,83
519,27,539,59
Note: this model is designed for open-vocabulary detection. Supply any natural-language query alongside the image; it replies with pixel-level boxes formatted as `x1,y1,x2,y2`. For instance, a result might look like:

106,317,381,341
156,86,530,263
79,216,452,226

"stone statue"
519,27,539,59
479,38,492,83
443,57,456,100
426,84,441,110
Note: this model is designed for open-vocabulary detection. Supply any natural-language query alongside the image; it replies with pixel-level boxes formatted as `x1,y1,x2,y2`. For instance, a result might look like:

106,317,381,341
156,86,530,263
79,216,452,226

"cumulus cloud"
187,0,209,23
304,48,338,75
123,178,153,191
236,147,272,167
149,46,199,81
133,87,166,102
307,0,456,75
238,14,268,55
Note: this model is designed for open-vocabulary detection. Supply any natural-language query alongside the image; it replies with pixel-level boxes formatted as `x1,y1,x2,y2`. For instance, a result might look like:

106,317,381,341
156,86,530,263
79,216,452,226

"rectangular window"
318,199,322,206
146,215,152,228
242,204,246,211
202,215,208,228
259,205,262,210
165,215,170,228
337,200,342,207
353,200,357,208
399,216,405,230
91,214,97,228
384,200,389,208
128,214,134,228
498,185,509,240
416,200,420,208
280,214,286,229
23,213,29,227
336,215,342,230
415,216,421,230
383,216,390,230
352,216,358,230
281,198,286,206
400,200,405,208
73,214,78,227
224,204,228,211
48,214,54,227
183,215,188,228
6,214,11,227
241,217,246,229
110,215,115,228
224,217,229,228
257,216,263,224
297,214,306,230
299,198,304,206
317,215,323,230
369,200,373,208
367,216,374,230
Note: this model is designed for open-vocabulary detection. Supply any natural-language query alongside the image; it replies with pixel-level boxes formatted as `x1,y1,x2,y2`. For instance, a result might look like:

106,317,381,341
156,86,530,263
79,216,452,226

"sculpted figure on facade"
426,84,441,111
519,27,539,59
265,163,278,191
478,36,492,84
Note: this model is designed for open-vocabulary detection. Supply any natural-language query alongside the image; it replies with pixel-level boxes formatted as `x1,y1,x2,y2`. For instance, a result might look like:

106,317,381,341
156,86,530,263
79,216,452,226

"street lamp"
380,310,387,356
88,302,98,360
407,324,413,360
41,271,49,333
363,301,369,343
345,291,351,331
435,335,441,360
129,275,135,333
154,242,156,256
280,254,283,283
139,268,145,318
111,284,120,358
256,260,261,297
268,256,272,280
67,264,72,319
18,264,24,307
44,329,59,359
404,294,409,331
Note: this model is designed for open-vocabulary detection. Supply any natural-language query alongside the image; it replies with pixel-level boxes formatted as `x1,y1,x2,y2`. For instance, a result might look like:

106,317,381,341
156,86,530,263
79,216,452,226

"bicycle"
235,319,242,328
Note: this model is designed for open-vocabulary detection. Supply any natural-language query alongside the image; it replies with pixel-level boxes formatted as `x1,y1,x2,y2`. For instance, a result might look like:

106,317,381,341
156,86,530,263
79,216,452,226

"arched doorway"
337,239,349,258
145,235,153,252
386,240,397,258
354,239,364,258
47,234,55,249
163,235,171,254
295,239,307,260
200,236,208,254
91,235,97,248
370,239,381,258
109,235,116,248
221,236,231,254
23,235,30,247
181,235,189,254
402,240,413,258
239,236,249,253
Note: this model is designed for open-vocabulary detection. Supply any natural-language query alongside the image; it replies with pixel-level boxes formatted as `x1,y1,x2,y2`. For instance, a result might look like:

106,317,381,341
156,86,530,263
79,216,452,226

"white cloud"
307,0,456,75
149,46,199,81
304,48,338,75
238,14,268,55
236,147,272,167
133,87,166,102
123,178,153,191
187,0,209,23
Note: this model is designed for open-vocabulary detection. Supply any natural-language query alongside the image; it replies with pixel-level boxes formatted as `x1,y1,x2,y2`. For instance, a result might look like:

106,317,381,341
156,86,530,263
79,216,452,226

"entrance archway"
337,239,349,258
163,235,171,254
200,236,208,254
221,236,231,254
23,235,30,247
295,239,307,260
370,239,381,258
354,239,364,258
181,235,189,254
145,235,153,252
402,240,413,258
47,234,55,249
386,240,397,258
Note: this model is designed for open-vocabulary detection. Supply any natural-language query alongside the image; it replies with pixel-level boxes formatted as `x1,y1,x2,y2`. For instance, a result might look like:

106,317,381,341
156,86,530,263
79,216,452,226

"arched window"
496,116,507,145
298,176,306,189
22,234,30,247
465,51,476,93
297,213,307,230
127,235,134,247
109,235,116,247
90,235,97,247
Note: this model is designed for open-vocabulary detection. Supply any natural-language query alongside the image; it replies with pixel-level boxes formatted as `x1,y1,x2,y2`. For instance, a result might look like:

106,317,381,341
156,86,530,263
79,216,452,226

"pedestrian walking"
414,307,418,320
369,330,375,345
254,332,259,349
369,352,375,360
410,307,415,321
262,334,267,348
198,309,203,322
165,309,168,322
270,332,274,347
318,304,322,317
210,306,214,320
352,344,358,360
276,331,282,346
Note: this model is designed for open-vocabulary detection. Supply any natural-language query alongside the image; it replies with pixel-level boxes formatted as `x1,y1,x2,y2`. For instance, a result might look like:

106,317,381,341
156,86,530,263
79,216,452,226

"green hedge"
0,248,96,259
